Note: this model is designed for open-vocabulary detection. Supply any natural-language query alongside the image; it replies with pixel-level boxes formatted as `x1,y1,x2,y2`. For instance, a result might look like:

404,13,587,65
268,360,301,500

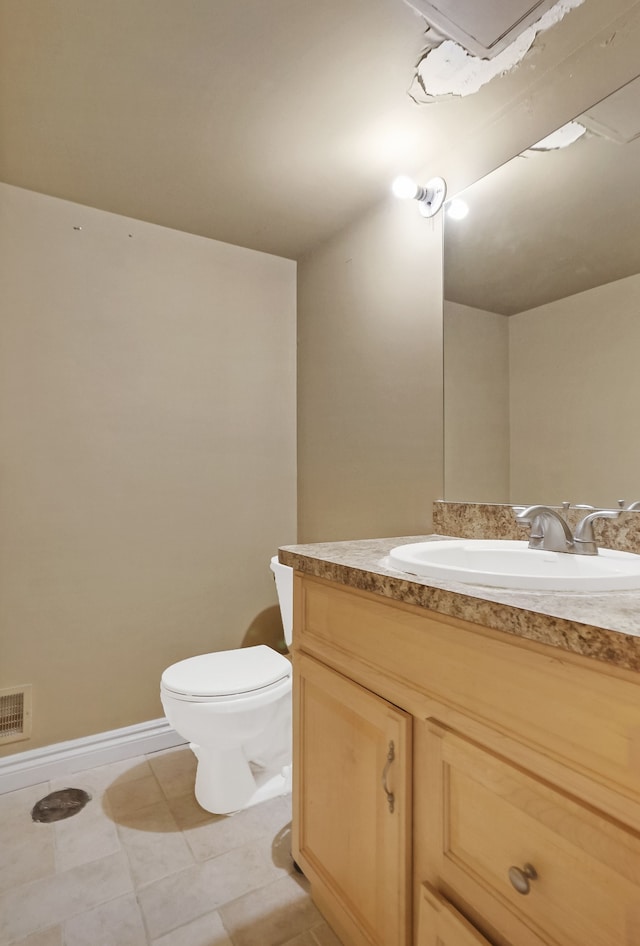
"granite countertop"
279,535,640,674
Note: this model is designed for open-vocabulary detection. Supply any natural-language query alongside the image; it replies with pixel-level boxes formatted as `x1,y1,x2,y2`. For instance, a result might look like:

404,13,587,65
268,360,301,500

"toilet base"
244,762,292,810
191,742,292,815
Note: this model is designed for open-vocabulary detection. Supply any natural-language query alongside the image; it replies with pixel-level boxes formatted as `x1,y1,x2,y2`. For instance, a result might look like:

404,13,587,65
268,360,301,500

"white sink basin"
388,539,640,592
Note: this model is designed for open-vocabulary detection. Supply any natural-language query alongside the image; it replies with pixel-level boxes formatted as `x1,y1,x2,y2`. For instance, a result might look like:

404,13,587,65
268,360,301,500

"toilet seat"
161,645,291,703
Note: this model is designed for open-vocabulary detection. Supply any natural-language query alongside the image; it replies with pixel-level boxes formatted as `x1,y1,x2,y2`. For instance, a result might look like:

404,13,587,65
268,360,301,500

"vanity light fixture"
391,175,447,217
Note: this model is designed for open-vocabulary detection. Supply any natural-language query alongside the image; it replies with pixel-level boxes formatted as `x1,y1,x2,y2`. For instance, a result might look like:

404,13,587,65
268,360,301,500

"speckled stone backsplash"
433,501,640,553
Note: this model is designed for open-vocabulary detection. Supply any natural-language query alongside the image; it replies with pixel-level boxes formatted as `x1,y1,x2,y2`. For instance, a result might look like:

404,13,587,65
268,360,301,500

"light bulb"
391,175,418,200
447,199,469,220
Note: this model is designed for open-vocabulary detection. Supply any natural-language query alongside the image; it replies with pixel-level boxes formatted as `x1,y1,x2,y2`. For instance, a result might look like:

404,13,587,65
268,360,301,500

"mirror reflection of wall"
443,75,640,508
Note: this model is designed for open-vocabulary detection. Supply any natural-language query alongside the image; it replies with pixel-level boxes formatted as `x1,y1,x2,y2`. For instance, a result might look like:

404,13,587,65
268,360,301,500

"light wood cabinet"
423,722,640,946
417,884,494,946
292,652,412,946
291,572,640,946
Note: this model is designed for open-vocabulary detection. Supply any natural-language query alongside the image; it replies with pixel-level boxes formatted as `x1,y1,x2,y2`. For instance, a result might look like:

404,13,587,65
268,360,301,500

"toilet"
160,556,293,814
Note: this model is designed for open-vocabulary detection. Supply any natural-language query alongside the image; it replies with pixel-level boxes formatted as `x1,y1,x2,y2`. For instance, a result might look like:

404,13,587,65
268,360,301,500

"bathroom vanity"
280,532,640,946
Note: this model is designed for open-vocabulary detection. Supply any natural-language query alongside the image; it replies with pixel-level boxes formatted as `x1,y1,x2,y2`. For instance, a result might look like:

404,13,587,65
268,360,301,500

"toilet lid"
161,645,291,698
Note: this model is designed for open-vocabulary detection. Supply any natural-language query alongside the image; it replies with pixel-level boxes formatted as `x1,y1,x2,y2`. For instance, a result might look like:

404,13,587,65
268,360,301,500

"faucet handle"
618,500,640,511
574,508,622,554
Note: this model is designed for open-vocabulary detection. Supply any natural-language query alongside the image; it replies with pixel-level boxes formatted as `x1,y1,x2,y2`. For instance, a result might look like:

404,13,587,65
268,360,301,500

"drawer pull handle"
508,863,537,895
381,741,395,813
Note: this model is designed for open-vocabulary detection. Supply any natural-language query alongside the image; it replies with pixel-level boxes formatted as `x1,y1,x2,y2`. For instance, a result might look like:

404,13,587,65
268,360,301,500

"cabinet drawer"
296,575,640,822
425,723,640,946
417,883,495,946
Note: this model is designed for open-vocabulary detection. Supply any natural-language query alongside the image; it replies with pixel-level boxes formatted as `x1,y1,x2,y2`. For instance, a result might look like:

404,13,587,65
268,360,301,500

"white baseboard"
0,719,187,795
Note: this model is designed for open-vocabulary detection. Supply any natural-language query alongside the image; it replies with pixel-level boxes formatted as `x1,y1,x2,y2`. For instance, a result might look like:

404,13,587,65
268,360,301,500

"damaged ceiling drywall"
407,0,586,100
1,0,637,260
526,120,586,150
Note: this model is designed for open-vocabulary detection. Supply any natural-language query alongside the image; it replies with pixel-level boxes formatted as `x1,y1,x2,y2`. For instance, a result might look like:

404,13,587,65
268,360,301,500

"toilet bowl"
160,555,293,814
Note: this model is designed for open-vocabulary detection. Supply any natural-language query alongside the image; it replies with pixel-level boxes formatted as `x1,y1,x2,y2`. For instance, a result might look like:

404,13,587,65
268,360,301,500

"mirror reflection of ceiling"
443,75,640,315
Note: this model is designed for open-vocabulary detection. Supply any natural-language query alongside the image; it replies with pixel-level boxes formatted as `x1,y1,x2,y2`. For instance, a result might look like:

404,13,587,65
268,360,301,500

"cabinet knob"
508,863,537,895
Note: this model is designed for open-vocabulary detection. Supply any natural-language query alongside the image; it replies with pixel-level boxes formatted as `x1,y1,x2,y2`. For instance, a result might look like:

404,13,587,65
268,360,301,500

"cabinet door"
293,652,411,946
417,883,494,946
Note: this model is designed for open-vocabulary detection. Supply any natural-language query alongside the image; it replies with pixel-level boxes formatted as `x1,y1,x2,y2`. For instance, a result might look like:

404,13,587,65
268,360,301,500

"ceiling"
0,0,595,261
0,0,440,260
1,0,636,285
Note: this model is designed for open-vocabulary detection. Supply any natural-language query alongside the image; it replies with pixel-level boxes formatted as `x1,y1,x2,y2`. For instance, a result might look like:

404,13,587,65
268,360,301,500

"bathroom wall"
4,0,639,757
509,271,640,506
444,301,510,502
297,198,444,542
295,2,640,547
444,272,640,508
0,183,297,756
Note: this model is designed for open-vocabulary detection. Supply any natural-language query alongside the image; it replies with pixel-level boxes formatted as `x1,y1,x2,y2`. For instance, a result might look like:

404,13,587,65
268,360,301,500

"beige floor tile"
0,782,52,845
0,782,51,818
138,832,291,940
150,910,232,946
116,799,194,887
309,921,344,946
182,795,291,862
49,756,151,799
0,784,56,895
53,793,121,872
107,773,166,821
0,761,330,946
11,929,62,946
0,826,55,896
280,924,344,946
218,873,321,946
63,893,147,946
164,791,213,830
280,932,317,946
0,850,132,945
147,747,195,800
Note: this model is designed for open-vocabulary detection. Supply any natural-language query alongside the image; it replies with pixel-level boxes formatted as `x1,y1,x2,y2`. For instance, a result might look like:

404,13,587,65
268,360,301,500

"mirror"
443,75,640,508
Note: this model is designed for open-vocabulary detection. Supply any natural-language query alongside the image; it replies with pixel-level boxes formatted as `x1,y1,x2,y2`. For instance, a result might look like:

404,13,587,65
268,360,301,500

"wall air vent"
0,685,32,745
404,0,560,58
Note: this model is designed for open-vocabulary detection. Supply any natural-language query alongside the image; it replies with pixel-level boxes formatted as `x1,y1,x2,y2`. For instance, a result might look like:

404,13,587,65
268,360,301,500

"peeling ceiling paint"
409,0,586,101
527,120,587,150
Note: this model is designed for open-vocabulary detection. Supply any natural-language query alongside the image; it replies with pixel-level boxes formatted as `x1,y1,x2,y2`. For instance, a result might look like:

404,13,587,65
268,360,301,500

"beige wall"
509,272,640,507
444,301,510,502
0,183,297,756
296,4,640,547
3,0,640,759
443,274,640,508
297,198,443,542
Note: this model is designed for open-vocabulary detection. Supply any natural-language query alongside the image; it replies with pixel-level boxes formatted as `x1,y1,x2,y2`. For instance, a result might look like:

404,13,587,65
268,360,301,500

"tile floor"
0,747,343,946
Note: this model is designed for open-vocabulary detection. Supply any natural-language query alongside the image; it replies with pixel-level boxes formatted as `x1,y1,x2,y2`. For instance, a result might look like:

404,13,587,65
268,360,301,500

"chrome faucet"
515,504,622,555
514,505,575,553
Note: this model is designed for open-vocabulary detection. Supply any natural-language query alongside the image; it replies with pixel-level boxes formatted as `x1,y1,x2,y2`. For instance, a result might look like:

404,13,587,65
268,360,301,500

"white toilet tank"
270,555,293,646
